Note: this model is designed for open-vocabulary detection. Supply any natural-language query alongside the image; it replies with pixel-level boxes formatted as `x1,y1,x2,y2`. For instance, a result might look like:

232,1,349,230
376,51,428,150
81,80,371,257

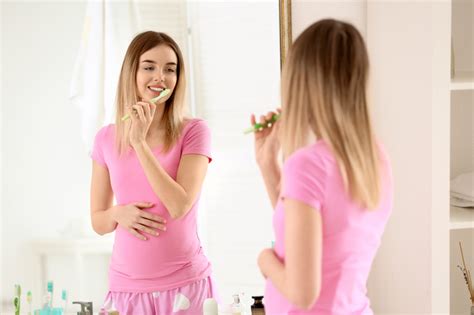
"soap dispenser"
251,296,265,315
231,294,242,315
72,301,93,315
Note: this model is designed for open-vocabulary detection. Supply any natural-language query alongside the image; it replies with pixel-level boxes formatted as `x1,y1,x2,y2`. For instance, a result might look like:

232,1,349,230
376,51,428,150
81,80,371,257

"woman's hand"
112,201,167,240
127,101,157,147
251,109,281,166
258,248,275,279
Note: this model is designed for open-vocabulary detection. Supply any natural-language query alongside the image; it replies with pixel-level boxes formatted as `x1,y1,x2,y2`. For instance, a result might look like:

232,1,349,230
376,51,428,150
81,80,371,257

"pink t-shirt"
91,118,213,292
265,141,393,315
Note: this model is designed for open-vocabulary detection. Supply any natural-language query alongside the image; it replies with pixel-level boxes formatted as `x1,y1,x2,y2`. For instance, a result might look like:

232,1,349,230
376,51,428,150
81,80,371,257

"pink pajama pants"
101,276,219,315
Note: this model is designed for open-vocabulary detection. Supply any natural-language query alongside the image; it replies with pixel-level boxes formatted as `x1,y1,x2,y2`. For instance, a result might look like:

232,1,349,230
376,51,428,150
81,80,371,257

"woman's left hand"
128,101,157,147
258,247,274,279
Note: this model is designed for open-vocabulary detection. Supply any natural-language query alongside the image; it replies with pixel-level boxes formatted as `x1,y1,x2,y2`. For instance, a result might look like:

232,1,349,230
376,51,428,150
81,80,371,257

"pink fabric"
265,141,393,315
102,276,219,315
91,119,213,292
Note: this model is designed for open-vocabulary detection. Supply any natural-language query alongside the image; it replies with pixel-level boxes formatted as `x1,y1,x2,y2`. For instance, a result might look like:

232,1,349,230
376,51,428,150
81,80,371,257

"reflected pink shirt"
91,119,213,292
265,141,393,315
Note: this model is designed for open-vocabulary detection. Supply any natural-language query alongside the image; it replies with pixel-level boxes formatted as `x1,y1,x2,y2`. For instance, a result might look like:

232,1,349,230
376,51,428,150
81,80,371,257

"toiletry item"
99,308,119,315
61,290,68,314
27,291,33,315
121,88,171,121
47,281,54,308
73,301,93,315
251,296,265,315
244,114,280,134
13,284,21,315
33,307,63,315
203,298,218,315
231,294,242,315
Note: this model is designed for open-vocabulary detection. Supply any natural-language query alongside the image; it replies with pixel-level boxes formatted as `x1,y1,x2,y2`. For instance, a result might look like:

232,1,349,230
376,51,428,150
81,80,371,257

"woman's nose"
154,71,166,82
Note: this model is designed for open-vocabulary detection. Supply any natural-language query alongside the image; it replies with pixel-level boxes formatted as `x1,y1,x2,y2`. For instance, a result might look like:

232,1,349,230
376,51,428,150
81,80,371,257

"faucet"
72,301,93,315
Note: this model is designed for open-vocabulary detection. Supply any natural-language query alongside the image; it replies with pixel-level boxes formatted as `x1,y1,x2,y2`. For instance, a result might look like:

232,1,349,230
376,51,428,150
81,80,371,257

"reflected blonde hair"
115,31,187,154
281,19,381,209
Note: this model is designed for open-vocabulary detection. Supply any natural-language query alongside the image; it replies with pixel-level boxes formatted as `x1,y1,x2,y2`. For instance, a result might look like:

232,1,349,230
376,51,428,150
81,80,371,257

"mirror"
1,0,292,312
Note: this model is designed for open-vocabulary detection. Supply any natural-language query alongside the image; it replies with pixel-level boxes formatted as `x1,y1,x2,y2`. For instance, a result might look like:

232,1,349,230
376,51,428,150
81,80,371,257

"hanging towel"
69,0,140,155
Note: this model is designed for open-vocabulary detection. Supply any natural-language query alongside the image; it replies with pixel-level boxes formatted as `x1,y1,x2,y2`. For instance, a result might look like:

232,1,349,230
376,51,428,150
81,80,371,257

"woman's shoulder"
182,118,208,129
288,140,334,165
94,123,116,143
181,118,210,136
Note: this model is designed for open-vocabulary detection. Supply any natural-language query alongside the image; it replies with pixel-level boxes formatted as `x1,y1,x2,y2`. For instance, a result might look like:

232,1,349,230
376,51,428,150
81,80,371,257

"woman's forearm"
258,159,281,208
132,141,190,219
91,206,118,235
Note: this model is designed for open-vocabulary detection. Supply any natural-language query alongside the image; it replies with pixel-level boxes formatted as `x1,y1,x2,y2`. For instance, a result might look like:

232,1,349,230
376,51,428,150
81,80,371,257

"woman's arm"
90,160,168,239
90,161,117,235
133,141,209,219
258,198,322,310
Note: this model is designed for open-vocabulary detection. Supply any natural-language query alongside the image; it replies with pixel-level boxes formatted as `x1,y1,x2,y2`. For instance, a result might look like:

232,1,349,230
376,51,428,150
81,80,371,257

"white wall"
292,0,366,38
1,1,94,311
366,2,450,314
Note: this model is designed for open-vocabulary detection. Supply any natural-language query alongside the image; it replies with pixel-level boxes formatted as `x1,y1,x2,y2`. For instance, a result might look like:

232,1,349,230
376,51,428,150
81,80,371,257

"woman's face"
136,44,178,104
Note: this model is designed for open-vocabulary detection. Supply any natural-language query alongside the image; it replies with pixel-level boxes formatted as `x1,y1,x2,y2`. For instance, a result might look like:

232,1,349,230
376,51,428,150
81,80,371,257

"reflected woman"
252,19,393,314
90,31,217,314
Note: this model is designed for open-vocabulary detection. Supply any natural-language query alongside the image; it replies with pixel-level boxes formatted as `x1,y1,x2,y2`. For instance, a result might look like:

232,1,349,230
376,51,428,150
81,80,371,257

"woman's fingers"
140,210,167,224
138,217,167,231
138,101,153,121
129,227,147,240
133,223,160,236
133,201,154,208
132,105,146,123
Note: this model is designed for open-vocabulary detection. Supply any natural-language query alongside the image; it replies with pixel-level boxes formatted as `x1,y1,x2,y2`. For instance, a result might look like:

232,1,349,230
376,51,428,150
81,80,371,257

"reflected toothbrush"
27,291,32,315
47,281,53,309
121,88,171,121
13,285,21,315
62,289,68,314
244,113,280,134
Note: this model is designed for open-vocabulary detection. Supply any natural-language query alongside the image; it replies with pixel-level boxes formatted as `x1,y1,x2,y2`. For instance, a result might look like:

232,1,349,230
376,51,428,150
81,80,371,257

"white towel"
450,171,474,208
69,0,139,155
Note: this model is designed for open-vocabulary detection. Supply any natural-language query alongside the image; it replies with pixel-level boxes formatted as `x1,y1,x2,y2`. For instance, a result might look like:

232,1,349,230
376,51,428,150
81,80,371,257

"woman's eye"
167,68,176,73
144,67,154,71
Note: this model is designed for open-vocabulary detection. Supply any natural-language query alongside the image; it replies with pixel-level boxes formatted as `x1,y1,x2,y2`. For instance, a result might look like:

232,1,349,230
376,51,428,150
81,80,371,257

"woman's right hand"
251,109,281,166
112,202,167,240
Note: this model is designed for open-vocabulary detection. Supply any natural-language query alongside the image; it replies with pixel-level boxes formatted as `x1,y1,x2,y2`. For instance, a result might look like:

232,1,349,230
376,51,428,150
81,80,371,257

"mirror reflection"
2,0,280,313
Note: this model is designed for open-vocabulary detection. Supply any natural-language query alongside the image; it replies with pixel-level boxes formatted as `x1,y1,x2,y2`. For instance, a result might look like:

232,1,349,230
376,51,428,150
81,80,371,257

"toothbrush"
121,88,171,121
13,284,21,315
27,291,32,315
244,113,280,134
47,281,54,309
61,289,68,314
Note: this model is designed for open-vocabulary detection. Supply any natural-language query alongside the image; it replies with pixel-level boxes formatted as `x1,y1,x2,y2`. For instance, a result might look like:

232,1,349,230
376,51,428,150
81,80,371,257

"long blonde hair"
281,19,381,209
115,31,187,154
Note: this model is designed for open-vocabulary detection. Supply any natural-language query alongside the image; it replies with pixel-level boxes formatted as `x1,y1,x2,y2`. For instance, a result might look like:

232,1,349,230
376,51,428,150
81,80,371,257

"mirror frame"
279,0,292,69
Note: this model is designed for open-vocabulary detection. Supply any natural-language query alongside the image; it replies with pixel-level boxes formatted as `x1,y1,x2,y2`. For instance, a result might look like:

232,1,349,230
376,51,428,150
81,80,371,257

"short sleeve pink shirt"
91,118,213,292
265,141,393,315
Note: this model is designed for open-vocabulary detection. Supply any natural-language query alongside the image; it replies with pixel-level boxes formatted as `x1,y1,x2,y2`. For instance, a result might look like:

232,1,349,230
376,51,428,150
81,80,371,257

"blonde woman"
90,31,217,314
253,19,393,314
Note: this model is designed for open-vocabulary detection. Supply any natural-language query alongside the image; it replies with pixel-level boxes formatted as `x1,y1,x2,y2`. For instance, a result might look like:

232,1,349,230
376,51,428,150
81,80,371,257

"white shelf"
450,205,474,230
451,71,474,91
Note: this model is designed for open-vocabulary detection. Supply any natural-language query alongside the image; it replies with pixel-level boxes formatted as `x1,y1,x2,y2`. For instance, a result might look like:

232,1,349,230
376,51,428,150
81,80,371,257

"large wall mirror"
1,0,292,311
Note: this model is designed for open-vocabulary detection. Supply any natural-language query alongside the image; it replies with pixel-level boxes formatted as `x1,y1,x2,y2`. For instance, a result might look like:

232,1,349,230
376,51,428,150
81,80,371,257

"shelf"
451,71,474,91
450,205,474,230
